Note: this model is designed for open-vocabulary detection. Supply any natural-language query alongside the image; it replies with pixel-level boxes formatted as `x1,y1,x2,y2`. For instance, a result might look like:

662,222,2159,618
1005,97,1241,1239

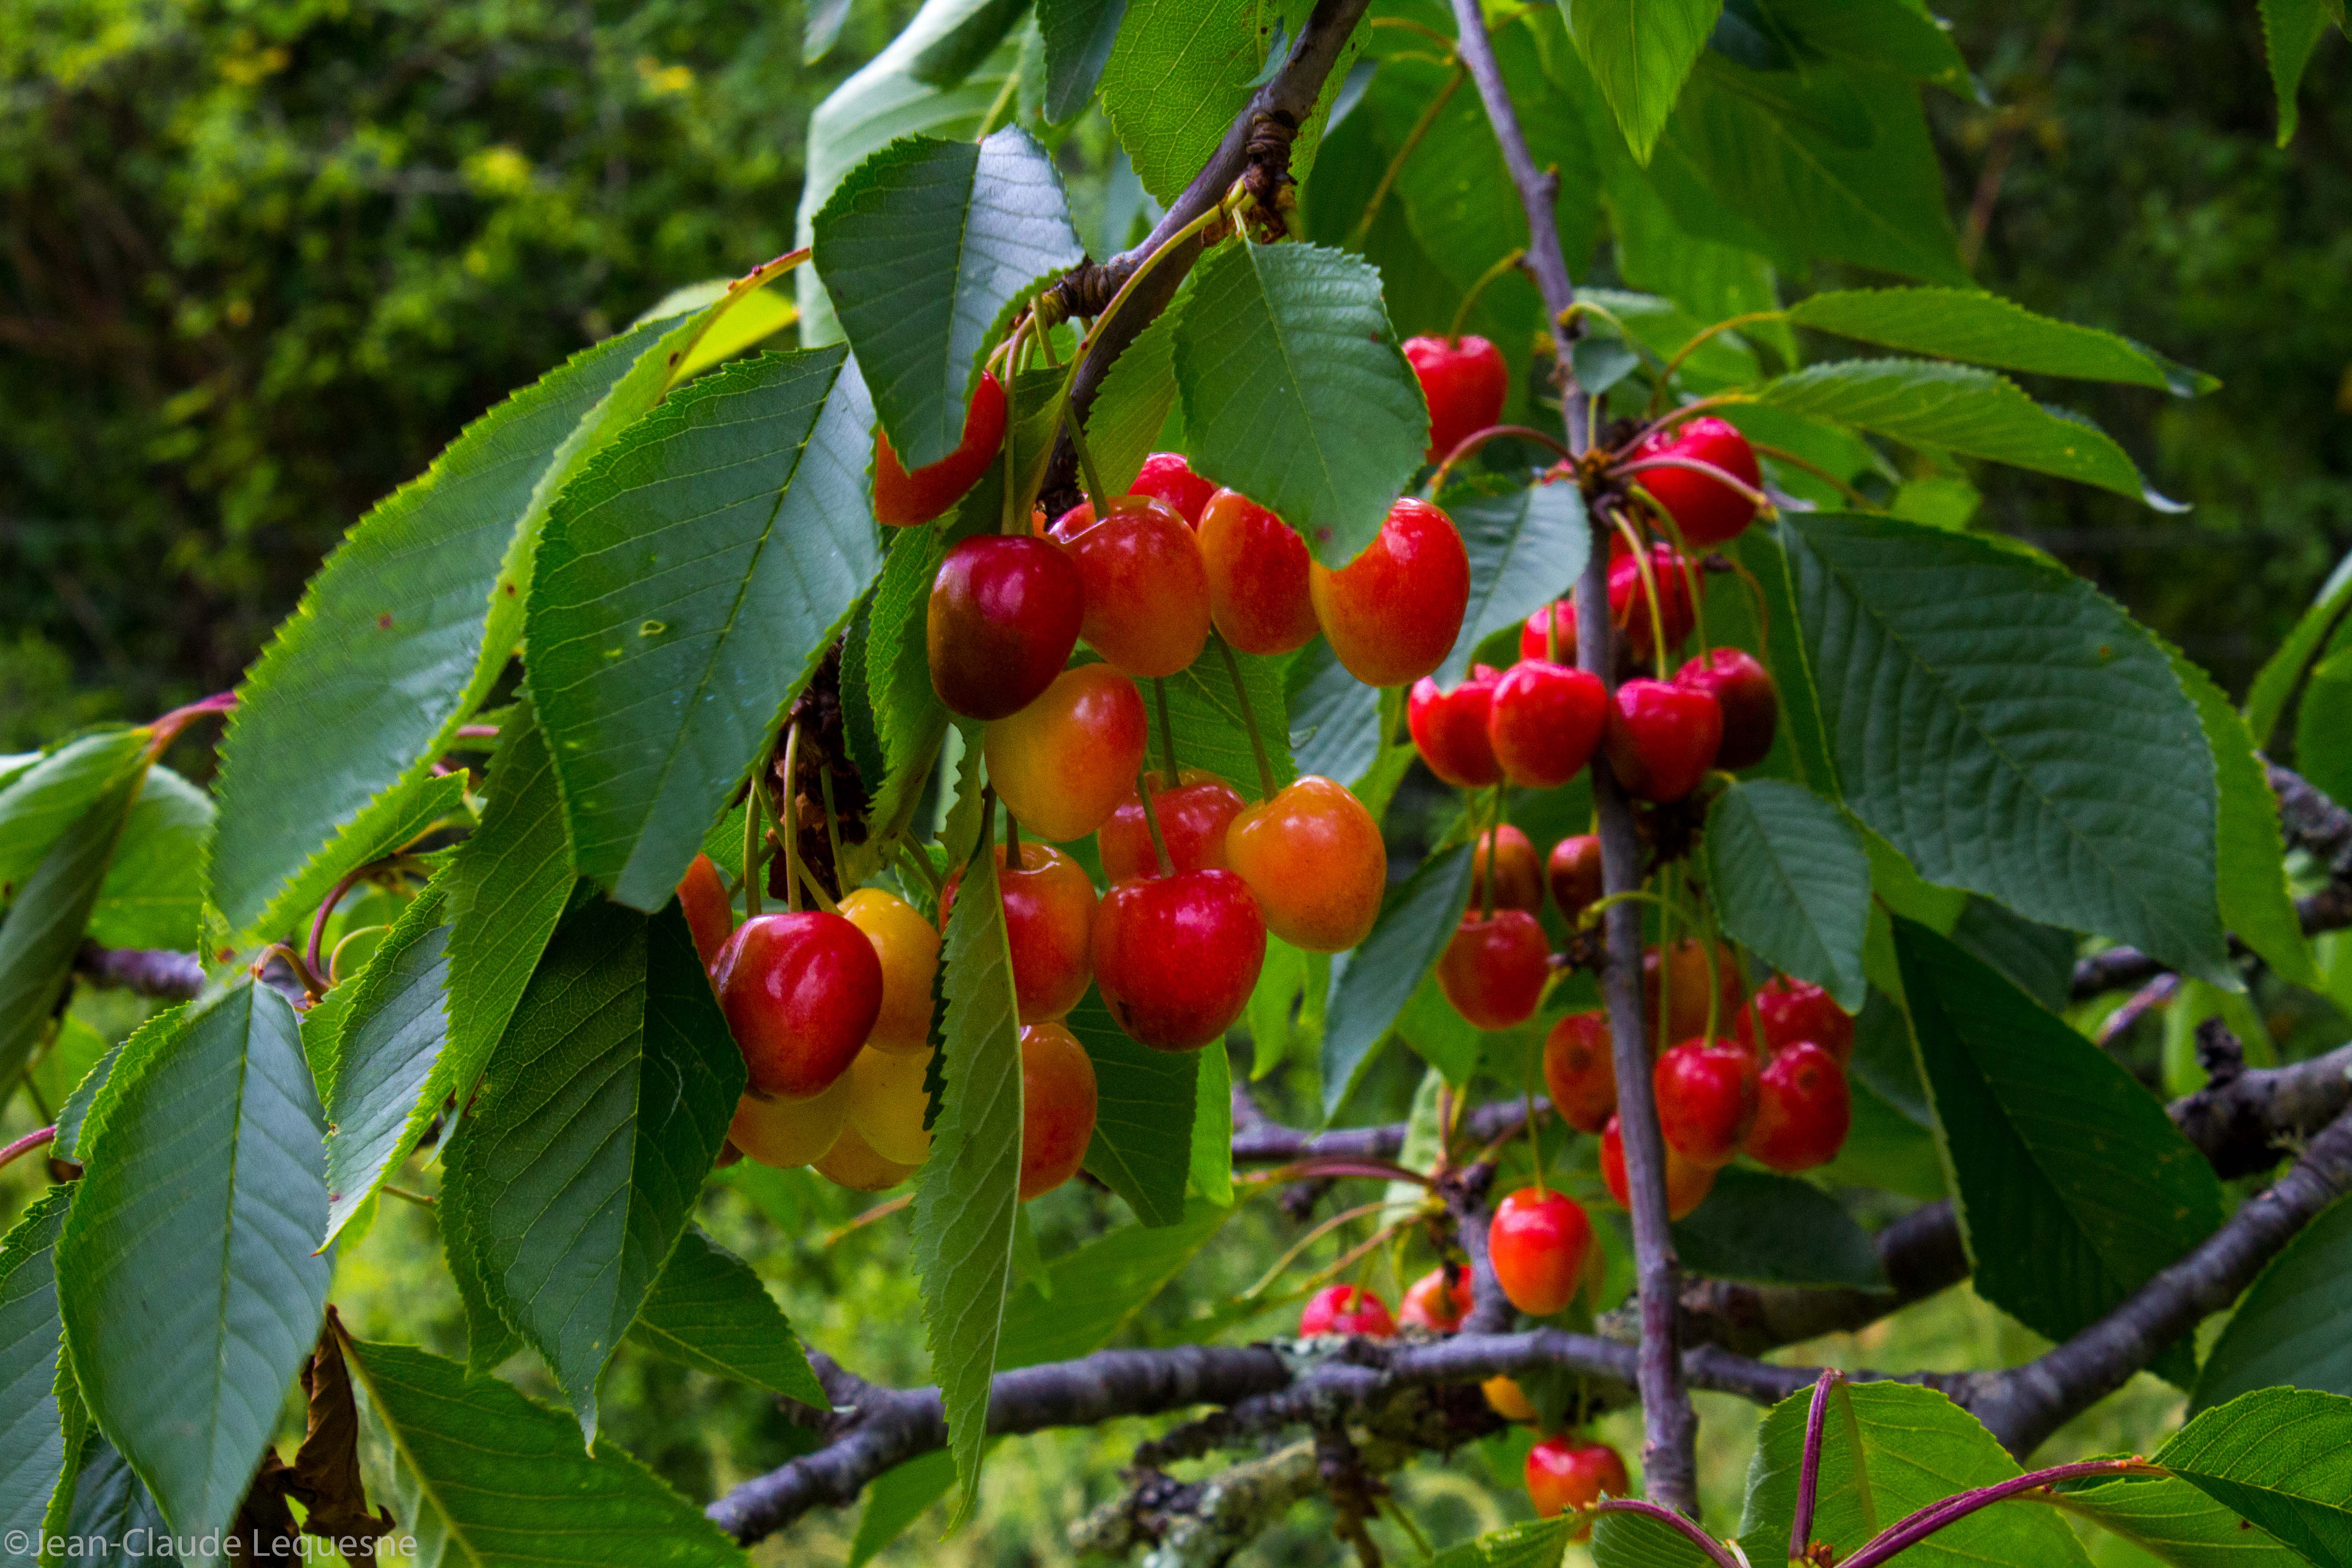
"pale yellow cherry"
841,1044,934,1166
839,888,941,1054
813,1120,920,1192
727,1077,848,1169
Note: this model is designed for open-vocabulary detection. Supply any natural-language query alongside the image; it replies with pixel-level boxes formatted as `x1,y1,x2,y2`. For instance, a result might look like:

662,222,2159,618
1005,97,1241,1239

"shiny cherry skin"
1600,1112,1717,1220
1628,416,1761,547
1642,940,1745,1046
714,911,885,1101
678,853,734,973
1541,1011,1618,1134
1098,768,1245,882
1547,833,1603,925
1483,1375,1538,1423
1397,1268,1473,1333
1309,497,1471,687
1471,823,1543,914
1521,601,1578,665
1225,775,1388,953
728,1078,848,1168
1603,678,1721,802
1488,1187,1594,1317
1436,910,1550,1030
840,1043,934,1166
1298,1283,1395,1338
874,372,1008,527
1404,334,1508,463
1018,1021,1099,1200
1407,665,1504,788
1198,489,1320,656
813,1120,920,1191
1674,647,1779,770
927,534,1085,720
1488,659,1607,789
1745,1040,1851,1173
1654,1038,1760,1170
1526,1436,1630,1532
1129,451,1217,526
1048,495,1211,677
1735,976,1856,1068
838,888,941,1053
940,842,1097,1022
982,664,1149,842
1608,544,1698,659
1093,869,1267,1050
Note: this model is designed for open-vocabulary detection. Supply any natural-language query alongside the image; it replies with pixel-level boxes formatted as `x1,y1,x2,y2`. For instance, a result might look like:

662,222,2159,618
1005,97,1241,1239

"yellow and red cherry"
1744,1040,1851,1173
1484,1376,1538,1422
1225,775,1388,953
983,664,1149,841
1198,489,1320,656
1642,940,1745,1046
1017,1020,1099,1200
1130,451,1217,525
1489,660,1607,789
1092,868,1266,1049
1471,823,1544,914
841,1043,934,1166
1675,648,1778,770
1628,416,1761,547
1047,495,1211,677
1600,1112,1716,1220
1603,678,1721,802
1404,334,1507,464
1526,1436,1630,1534
813,1120,920,1191
875,371,1008,527
1397,1267,1473,1333
678,853,734,973
1654,1039,1759,1170
1407,665,1504,788
1098,768,1244,882
1735,976,1855,1068
713,911,884,1101
927,535,1085,720
1309,497,1471,687
941,842,1098,1022
1608,543,1698,659
1488,1186,1594,1317
1541,1011,1618,1134
1520,601,1578,665
838,887,941,1053
1436,910,1551,1030
1548,833,1603,924
1298,1283,1395,1338
728,1077,848,1168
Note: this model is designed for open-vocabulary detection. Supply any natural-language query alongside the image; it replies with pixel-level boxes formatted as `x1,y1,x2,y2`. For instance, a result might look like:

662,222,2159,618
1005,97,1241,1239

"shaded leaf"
2192,1194,2352,1413
0,729,147,899
998,1200,1231,1367
1087,300,1184,500
1040,0,1127,122
626,1228,826,1404
0,1188,73,1544
1704,779,1869,1010
2244,549,2352,747
2259,0,2347,145
1323,844,1472,1120
2057,1473,2304,1567
0,744,148,1088
2156,1388,2352,1568
1588,1509,1719,1567
2169,648,2316,985
1189,1042,1235,1206
1439,482,1592,684
322,882,451,1245
1785,288,2216,397
1070,985,1197,1227
1288,638,1387,789
87,766,211,951
1153,647,1295,804
1671,1166,1885,1289
1563,0,1721,162
910,0,1028,86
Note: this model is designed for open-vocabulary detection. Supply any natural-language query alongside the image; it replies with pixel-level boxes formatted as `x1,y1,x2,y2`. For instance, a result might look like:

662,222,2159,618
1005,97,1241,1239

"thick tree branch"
73,941,204,1000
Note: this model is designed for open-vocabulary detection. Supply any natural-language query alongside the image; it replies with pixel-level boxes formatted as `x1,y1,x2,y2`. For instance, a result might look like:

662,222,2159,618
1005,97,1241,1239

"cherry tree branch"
73,942,204,1000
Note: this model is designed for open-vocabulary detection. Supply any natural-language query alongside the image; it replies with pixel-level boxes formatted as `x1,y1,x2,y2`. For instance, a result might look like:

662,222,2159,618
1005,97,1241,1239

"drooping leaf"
2055,1474,2304,1568
909,0,1029,86
52,1025,134,1165
322,882,451,1245
1438,482,1592,684
44,1431,173,1568
56,980,330,1540
1947,897,2076,1014
2192,1194,2352,1413
1704,779,1869,1010
1189,1042,1235,1206
1040,0,1128,122
998,1200,1231,1367
1785,289,2217,397
625,1228,827,1405
2259,0,2347,145
2297,645,2352,818
1671,1166,1885,1289
1393,975,1483,1089
1322,843,1473,1120
0,730,147,899
1733,527,1838,794
0,1188,73,1544
848,1450,962,1567
2245,548,2352,747
0,744,148,1088
862,531,956,851
1561,0,1721,163
440,1127,524,1376
1069,985,1197,1227
1736,0,1976,98
2168,648,2317,985
86,766,211,951
1087,301,1184,500
2156,1388,2352,1568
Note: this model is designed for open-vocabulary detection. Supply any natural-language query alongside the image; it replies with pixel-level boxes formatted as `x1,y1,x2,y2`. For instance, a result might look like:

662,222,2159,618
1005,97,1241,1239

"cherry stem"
1611,508,1673,668
1790,1369,1844,1562
1062,397,1111,517
1644,309,1788,415
1694,890,1726,1044
1523,1009,1547,1198
1348,61,1468,251
378,1182,437,1209
1153,676,1181,786
0,1125,57,1173
1425,422,1575,500
1241,1198,1399,1298
1628,489,1712,659
1725,556,1774,646
780,725,804,915
1750,440,1878,511
743,772,765,920
1615,394,1746,467
1002,319,1026,536
1448,245,1529,344
1838,1460,2164,1568
1579,887,1676,929
1136,766,1175,877
305,855,417,996
1481,787,1503,923
1584,1500,1745,1568
1215,634,1281,801
146,690,237,756
1617,454,1773,512
818,762,847,895
1656,862,1680,1055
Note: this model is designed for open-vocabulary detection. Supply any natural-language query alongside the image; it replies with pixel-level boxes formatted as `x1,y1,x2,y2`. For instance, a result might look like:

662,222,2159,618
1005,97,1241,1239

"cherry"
1526,1436,1630,1532
1093,868,1266,1049
1099,768,1245,882
927,534,1084,720
874,371,1008,527
1298,1284,1395,1338
1403,334,1507,463
1600,1112,1716,1220
1471,823,1544,914
1488,660,1607,789
728,1078,847,1168
1628,415,1761,547
713,911,884,1101
1483,1376,1537,1423
1018,1021,1099,1200
838,887,941,1053
1674,647,1778,770
983,664,1149,842
1047,495,1212,677
1547,833,1603,924
841,1043,934,1166
1407,665,1504,788
1435,910,1550,1030
940,843,1097,1022
813,1120,920,1191
678,853,734,972
1397,1268,1473,1333
1129,451,1217,526
1642,940,1745,1046
1225,775,1388,953
1541,1010,1618,1133
1308,497,1471,687
1654,1038,1759,1170
1488,1186,1593,1317
1603,678,1721,802
1735,976,1856,1069
1609,543,1698,659
1744,1040,1851,1173
1520,601,1578,665
1198,489,1320,656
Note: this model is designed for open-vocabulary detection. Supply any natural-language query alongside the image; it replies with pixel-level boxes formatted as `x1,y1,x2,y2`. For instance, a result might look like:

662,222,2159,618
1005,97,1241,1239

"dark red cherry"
1735,976,1856,1069
1602,679,1721,802
1653,1038,1759,1170
926,535,1084,720
1628,416,1761,547
1541,1010,1617,1134
1129,451,1217,525
713,911,885,1101
1744,1040,1851,1173
1435,910,1550,1030
1092,869,1266,1050
1471,823,1544,914
1674,648,1778,770
1404,335,1508,464
1407,665,1504,788
1488,660,1607,789
875,372,1007,527
1547,833,1603,924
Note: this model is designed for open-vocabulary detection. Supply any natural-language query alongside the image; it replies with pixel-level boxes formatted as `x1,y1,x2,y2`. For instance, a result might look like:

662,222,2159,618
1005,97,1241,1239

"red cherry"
1653,1039,1759,1170
1488,660,1607,789
1298,1283,1395,1338
1471,823,1544,914
1404,334,1508,464
1225,776,1388,953
926,535,1085,720
1488,1187,1593,1317
1098,768,1245,882
1599,1113,1716,1220
1396,1268,1473,1333
1744,1040,1851,1173
982,665,1150,842
677,853,733,973
714,911,885,1101
1520,601,1578,665
1092,869,1267,1050
1129,451,1217,526
1642,940,1746,1047
1541,1011,1617,1134
1603,678,1721,802
1547,834,1603,925
1407,666,1504,788
875,372,1007,527
1435,910,1550,1030
1735,976,1856,1068
1018,1021,1099,1200
1526,1436,1630,1531
941,843,1097,1022
1308,497,1471,688
1629,416,1761,547
1198,489,1319,656
1047,495,1212,678
1608,544,1698,659
1674,647,1778,770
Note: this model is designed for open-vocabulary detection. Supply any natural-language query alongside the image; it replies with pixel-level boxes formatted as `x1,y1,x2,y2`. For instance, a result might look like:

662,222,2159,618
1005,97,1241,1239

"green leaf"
53,1026,132,1165
1784,511,2229,983
44,1431,172,1568
910,0,1029,86
2193,1193,2352,1413
1069,985,1198,1227
849,1450,960,1566
87,766,211,951
1757,360,2179,508
0,1188,73,1543
1154,647,1296,802
1561,0,1721,162
998,1200,1231,1367
2156,1388,2352,1568
1439,482,1592,684
626,1228,826,1404
1704,779,1869,1010
2247,549,2352,748
862,533,956,848
56,980,330,1539
1040,0,1127,122
322,881,451,1245
1394,974,1483,1088
1322,843,1473,1120
0,730,147,903
2297,645,2352,814
446,901,742,1438
440,1125,525,1375
1588,1509,1719,1567
1893,918,2224,1382
1737,0,1977,98
0,746,147,1088
1785,289,2216,397
2056,1475,2304,1568
1087,301,1184,500
1174,240,1429,568
1288,638,1387,788
2259,0,2346,145
528,347,885,910
1948,897,2076,1013
1735,526,1838,794
804,0,852,62
1434,1517,1575,1568
1671,1166,1886,1289
1189,1043,1235,1206
340,1333,748,1565
2169,648,2318,986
